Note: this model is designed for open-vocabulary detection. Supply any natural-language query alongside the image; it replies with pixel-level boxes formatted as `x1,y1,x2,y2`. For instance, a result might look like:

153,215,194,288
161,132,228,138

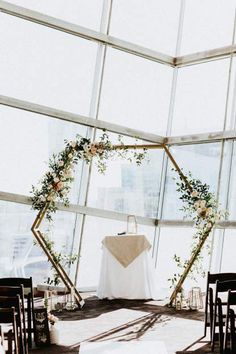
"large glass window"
0,200,80,286
221,229,236,272
5,0,104,31
99,48,173,135
155,227,211,296
171,60,230,135
0,13,98,115
181,0,236,55
110,0,181,55
87,133,164,218
162,143,221,219
0,106,87,202
227,142,236,219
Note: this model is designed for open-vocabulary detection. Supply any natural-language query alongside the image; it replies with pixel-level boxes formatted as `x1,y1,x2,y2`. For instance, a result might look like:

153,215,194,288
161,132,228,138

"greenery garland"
169,170,228,289
30,132,147,221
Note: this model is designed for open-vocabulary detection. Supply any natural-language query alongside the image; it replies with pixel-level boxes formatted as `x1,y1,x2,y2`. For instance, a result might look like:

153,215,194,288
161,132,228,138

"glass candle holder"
127,215,137,234
188,286,203,310
65,287,78,311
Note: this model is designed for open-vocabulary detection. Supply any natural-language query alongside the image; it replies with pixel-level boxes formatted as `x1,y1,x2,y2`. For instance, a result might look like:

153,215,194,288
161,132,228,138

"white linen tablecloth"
97,237,159,300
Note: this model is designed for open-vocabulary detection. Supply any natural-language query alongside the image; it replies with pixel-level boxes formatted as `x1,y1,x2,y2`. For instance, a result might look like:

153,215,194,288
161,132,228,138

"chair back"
204,272,236,338
227,289,236,306
0,307,16,324
223,290,236,353
216,280,236,294
0,278,33,297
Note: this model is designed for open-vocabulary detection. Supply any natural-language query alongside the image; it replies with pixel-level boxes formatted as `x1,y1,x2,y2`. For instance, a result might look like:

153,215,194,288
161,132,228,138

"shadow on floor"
53,296,204,322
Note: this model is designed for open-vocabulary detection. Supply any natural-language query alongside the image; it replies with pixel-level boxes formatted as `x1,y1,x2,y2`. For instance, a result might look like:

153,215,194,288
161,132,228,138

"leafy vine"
169,170,228,289
30,132,147,221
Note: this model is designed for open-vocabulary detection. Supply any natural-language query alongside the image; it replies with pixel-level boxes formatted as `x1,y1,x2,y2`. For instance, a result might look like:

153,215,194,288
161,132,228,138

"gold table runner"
102,235,151,268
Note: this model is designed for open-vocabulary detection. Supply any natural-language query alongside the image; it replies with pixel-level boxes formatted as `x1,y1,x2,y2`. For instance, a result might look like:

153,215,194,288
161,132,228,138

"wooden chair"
0,278,35,348
0,286,27,354
0,308,19,354
204,272,236,340
223,290,236,353
211,280,236,353
0,296,25,354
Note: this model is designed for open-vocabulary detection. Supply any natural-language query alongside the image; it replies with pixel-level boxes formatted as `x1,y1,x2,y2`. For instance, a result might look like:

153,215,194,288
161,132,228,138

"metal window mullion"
210,9,236,272
153,0,185,267
74,0,113,285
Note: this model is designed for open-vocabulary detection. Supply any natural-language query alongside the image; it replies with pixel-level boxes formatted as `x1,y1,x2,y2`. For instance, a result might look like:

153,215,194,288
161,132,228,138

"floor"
29,295,220,354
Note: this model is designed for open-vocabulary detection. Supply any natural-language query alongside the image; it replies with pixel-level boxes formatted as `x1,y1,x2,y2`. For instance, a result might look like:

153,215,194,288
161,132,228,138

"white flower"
54,177,59,183
70,141,77,148
68,153,73,159
200,200,206,207
191,190,198,198
40,195,46,202
58,160,64,167
83,143,90,153
194,200,201,209
59,171,64,176
197,208,202,214
206,207,213,216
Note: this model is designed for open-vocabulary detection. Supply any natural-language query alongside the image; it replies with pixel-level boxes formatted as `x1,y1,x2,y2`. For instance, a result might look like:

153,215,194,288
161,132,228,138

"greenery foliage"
169,170,228,288
30,132,147,221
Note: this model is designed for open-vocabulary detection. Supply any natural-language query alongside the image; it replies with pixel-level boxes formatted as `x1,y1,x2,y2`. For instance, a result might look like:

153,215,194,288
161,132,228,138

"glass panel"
40,210,80,284
0,13,97,115
99,48,173,135
110,0,181,55
0,200,79,286
5,0,104,31
155,227,210,297
0,106,87,202
221,229,236,272
171,60,229,135
77,216,155,288
162,143,221,219
87,133,164,218
227,142,236,219
181,0,236,55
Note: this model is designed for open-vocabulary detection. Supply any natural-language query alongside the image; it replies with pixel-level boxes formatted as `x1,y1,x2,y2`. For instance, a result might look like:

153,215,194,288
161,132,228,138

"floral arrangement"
169,171,228,288
30,131,147,221
48,313,59,326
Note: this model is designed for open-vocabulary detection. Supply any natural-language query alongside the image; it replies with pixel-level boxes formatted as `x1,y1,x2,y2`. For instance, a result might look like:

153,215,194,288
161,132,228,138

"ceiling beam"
166,130,236,146
0,0,173,67
175,45,236,67
0,95,164,144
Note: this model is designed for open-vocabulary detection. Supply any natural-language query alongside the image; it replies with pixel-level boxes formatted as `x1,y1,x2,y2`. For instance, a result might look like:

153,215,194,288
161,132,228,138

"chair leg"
27,295,32,348
12,322,19,354
230,311,235,354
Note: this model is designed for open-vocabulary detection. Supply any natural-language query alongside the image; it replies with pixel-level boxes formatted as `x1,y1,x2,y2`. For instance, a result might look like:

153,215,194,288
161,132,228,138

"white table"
97,235,159,300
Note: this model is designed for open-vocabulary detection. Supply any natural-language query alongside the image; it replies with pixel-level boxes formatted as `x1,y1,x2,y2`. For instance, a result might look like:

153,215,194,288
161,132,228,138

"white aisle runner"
80,341,168,354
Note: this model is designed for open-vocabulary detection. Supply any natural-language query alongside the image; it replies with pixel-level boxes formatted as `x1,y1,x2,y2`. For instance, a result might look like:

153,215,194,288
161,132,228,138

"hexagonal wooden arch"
31,143,212,308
